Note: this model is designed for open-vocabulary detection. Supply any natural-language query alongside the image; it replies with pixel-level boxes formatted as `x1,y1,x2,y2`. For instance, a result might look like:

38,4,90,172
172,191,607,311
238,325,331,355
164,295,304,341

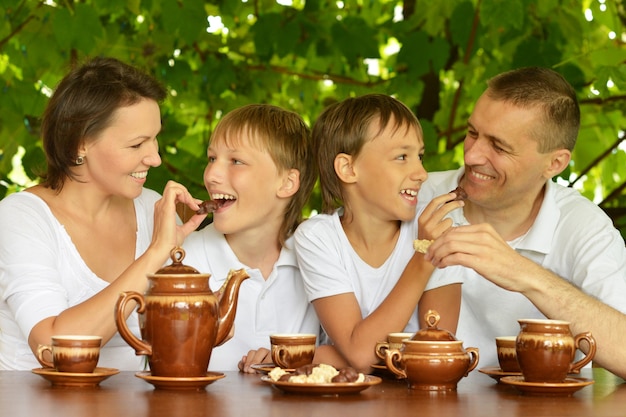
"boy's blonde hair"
312,94,422,213
210,104,314,246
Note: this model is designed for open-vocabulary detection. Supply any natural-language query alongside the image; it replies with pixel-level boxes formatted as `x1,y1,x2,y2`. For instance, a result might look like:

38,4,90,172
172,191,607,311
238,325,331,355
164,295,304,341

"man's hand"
425,223,539,293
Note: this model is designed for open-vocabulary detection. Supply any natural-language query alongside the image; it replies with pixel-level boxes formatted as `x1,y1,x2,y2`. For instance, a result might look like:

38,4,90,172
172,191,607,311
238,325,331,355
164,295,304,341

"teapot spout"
215,268,250,346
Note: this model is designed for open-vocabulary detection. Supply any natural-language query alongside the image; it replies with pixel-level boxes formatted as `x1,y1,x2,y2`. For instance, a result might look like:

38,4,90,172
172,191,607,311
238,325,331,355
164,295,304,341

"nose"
144,140,162,167
203,159,224,188
463,136,488,166
411,160,428,183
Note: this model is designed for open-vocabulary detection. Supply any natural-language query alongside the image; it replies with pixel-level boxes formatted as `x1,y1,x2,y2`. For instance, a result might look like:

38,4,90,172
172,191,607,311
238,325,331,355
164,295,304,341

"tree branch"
600,179,626,207
569,135,625,187
0,14,35,50
580,95,626,105
246,64,388,87
444,0,482,150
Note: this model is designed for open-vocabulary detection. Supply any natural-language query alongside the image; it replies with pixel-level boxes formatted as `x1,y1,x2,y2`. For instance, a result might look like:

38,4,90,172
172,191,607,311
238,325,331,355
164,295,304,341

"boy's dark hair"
312,94,422,213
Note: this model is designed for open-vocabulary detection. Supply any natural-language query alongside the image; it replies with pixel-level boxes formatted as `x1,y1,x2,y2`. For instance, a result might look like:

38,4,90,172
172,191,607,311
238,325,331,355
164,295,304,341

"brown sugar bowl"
384,310,479,391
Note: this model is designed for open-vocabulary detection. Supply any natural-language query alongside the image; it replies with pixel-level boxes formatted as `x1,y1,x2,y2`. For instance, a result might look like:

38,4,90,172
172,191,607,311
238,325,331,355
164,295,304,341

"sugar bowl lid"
411,310,457,341
154,247,201,275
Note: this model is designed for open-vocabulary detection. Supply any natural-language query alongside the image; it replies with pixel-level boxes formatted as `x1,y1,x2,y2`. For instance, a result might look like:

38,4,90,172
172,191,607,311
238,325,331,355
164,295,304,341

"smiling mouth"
401,189,418,199
130,171,148,179
468,167,493,181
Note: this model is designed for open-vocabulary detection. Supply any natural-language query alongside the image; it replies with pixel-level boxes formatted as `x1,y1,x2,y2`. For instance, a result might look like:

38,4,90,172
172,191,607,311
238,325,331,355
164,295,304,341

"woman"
0,57,205,370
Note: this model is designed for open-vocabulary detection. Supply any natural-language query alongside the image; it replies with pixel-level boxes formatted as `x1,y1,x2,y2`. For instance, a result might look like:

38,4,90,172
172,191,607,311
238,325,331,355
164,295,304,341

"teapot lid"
411,310,457,341
154,247,201,275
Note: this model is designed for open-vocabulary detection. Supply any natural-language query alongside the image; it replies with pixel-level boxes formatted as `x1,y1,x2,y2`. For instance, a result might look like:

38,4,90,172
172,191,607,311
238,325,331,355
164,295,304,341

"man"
418,67,626,378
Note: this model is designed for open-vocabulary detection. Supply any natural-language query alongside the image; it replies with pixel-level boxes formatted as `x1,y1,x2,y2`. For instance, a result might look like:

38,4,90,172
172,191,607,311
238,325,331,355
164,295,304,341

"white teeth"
210,193,236,200
471,171,492,181
131,171,147,179
401,189,417,196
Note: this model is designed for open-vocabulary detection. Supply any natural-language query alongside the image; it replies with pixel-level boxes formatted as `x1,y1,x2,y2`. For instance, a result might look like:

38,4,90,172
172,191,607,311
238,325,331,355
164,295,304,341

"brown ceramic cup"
375,332,414,362
495,336,520,372
36,335,102,373
516,319,597,383
270,333,316,369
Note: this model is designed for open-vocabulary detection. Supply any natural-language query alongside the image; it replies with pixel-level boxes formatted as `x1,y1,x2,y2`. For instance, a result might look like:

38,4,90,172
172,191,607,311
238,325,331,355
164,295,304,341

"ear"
334,153,357,184
544,149,571,179
277,168,300,198
77,141,88,158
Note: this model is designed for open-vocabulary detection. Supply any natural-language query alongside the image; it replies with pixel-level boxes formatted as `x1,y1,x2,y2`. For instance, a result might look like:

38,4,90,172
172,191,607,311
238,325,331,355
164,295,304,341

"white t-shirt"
294,210,463,335
0,188,161,370
417,168,626,368
182,225,320,371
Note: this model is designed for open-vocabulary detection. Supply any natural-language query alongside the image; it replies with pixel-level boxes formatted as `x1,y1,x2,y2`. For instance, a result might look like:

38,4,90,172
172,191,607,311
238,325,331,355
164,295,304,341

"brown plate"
32,367,119,388
250,363,294,374
135,371,225,390
261,375,382,395
478,366,522,382
500,376,594,396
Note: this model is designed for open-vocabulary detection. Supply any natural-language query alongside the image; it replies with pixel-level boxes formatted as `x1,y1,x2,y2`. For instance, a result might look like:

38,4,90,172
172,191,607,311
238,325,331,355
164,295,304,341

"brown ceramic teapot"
115,247,249,378
385,310,479,391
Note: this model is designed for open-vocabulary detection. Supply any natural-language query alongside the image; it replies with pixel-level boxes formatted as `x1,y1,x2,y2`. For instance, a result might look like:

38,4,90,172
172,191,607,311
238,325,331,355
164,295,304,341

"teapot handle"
384,349,407,379
115,291,152,356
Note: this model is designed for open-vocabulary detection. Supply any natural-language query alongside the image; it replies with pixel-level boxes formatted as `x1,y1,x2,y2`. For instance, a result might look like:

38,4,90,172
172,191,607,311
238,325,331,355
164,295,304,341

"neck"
341,209,401,249
226,228,282,279
464,185,546,241
340,208,402,268
31,182,130,222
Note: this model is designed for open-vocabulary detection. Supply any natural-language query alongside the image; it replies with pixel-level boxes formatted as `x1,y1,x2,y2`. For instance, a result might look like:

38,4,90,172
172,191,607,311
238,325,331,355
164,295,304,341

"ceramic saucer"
250,363,294,374
32,367,119,388
370,363,404,379
500,376,594,396
135,371,225,390
478,366,522,382
261,375,382,395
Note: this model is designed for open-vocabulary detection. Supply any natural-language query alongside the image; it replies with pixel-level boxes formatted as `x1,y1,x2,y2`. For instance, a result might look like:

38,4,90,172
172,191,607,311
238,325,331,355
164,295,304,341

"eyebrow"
133,126,162,140
467,120,513,152
395,143,425,154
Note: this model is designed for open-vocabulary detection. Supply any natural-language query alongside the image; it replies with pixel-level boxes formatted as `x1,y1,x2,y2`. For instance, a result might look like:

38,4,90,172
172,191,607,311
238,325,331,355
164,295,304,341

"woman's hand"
151,181,206,254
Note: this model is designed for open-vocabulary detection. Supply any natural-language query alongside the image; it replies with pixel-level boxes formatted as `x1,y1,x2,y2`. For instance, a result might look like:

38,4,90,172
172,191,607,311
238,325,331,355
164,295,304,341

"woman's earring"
75,155,85,165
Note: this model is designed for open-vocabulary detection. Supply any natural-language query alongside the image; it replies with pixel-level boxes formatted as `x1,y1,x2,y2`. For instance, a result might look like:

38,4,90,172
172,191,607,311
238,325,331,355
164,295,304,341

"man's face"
461,93,556,213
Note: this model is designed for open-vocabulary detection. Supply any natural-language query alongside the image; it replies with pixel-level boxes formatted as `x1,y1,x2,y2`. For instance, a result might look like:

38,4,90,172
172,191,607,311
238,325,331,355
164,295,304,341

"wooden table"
1,367,624,417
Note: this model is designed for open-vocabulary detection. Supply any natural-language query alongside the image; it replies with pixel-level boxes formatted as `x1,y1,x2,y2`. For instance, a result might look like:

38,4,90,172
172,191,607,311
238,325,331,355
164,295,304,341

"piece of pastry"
413,239,433,254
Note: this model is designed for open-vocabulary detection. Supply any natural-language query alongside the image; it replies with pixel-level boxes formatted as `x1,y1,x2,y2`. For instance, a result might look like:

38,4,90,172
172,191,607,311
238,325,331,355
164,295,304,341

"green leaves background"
1,0,625,237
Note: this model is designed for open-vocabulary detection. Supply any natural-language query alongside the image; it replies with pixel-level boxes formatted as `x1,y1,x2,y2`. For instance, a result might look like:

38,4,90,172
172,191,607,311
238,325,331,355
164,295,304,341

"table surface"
1,367,624,417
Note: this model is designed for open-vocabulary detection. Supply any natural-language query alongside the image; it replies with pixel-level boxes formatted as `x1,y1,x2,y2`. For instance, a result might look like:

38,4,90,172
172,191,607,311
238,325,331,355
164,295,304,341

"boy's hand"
238,348,271,373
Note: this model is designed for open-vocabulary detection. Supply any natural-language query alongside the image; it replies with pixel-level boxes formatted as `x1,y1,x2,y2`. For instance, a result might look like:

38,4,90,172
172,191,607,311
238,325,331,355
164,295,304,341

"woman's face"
80,98,162,199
